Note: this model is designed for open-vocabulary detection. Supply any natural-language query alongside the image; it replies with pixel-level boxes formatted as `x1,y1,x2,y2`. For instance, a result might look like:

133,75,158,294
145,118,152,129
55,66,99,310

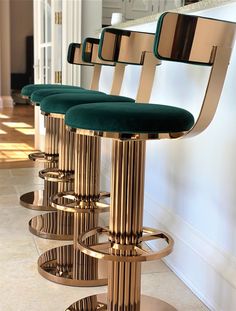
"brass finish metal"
20,116,60,211
76,140,175,310
38,118,75,182
110,63,126,96
100,29,155,65
55,70,62,83
29,212,73,240
20,187,56,211
38,134,108,285
51,191,110,213
156,13,236,65
29,117,75,239
55,11,62,25
38,244,107,286
77,226,173,262
66,294,177,311
90,64,102,91
28,152,58,163
39,167,74,182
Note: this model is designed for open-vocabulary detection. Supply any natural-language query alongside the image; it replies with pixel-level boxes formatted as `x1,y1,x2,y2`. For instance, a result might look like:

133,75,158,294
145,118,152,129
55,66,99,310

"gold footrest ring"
77,226,174,262
50,191,110,213
66,293,177,311
38,244,107,287
39,168,74,182
28,152,59,163
20,190,55,211
29,212,73,240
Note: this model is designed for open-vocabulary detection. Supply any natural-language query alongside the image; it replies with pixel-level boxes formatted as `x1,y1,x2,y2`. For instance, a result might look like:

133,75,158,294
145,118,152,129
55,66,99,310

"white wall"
10,0,33,73
81,0,102,89
99,3,236,310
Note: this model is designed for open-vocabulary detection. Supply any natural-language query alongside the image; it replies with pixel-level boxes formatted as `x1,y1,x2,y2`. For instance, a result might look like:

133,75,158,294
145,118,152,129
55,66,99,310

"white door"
33,0,82,150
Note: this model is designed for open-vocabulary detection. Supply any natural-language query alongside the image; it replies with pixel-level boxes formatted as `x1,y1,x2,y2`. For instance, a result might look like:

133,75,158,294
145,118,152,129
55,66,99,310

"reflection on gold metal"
51,191,109,213
100,29,155,65
39,118,75,182
66,293,177,311
20,184,57,211
20,116,60,211
38,134,108,285
29,211,73,240
156,13,235,65
28,151,58,163
38,244,107,287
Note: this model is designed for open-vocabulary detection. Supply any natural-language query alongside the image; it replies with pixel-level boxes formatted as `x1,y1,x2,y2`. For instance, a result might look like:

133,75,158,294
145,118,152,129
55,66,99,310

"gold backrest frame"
154,12,236,138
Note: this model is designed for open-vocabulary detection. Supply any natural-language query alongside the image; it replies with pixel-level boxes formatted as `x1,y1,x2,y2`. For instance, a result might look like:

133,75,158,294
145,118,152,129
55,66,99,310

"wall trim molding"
144,192,236,311
0,96,14,107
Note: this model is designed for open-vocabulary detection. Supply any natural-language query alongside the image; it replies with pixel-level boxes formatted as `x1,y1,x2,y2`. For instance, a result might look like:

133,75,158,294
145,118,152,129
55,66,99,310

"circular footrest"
77,226,174,262
50,191,110,213
28,152,59,163
39,168,74,182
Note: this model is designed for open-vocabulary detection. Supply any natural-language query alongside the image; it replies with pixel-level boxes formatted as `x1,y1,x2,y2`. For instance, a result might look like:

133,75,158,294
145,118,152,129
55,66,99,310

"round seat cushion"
21,84,84,98
31,88,103,105
40,93,135,115
65,102,194,134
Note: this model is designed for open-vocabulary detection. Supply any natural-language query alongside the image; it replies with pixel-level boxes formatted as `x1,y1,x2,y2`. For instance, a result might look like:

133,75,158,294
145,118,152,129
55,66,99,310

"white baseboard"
144,193,236,311
0,96,14,107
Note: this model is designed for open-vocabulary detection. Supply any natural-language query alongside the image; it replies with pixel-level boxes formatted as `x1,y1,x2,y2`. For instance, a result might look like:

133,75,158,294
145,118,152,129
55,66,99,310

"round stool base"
66,294,177,311
29,212,73,240
38,244,107,287
20,190,55,211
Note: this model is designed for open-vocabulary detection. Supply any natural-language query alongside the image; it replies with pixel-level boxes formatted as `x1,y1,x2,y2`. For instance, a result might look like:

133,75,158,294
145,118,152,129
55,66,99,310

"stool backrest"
99,28,155,65
154,12,236,138
82,38,114,66
67,43,91,66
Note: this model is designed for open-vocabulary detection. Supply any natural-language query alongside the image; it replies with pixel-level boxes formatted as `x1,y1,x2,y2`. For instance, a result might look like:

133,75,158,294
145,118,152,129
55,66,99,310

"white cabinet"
103,0,124,25
125,0,153,20
102,0,185,24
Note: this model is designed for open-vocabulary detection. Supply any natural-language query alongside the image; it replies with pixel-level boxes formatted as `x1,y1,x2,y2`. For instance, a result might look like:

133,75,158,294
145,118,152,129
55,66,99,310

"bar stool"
64,12,236,310
19,43,91,211
27,38,129,242
36,32,158,287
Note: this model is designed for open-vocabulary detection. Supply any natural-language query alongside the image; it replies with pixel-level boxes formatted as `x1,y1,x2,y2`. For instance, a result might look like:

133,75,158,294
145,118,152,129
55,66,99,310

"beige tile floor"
0,166,210,311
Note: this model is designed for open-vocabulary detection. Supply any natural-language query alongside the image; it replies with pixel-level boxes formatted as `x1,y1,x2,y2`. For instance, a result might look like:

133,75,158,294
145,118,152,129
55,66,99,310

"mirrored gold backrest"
82,38,115,66
154,12,236,65
67,43,92,66
99,28,155,65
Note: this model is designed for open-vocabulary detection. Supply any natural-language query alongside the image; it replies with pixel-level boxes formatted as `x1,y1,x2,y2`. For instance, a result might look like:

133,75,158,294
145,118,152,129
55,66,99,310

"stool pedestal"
29,117,75,240
37,134,108,286
20,116,60,211
69,140,176,310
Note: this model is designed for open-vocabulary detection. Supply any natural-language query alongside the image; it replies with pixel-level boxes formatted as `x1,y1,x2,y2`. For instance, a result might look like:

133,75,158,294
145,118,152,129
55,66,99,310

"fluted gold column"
37,133,107,286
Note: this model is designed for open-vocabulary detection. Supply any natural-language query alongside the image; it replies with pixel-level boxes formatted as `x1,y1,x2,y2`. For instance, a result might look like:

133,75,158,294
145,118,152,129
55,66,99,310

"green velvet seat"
31,88,103,105
40,93,135,115
21,84,84,98
65,101,194,134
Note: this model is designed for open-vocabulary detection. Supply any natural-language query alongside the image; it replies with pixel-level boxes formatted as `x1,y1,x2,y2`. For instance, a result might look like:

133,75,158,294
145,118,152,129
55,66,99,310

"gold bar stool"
64,12,236,310
36,31,159,286
19,43,90,212
28,39,129,241
35,39,137,285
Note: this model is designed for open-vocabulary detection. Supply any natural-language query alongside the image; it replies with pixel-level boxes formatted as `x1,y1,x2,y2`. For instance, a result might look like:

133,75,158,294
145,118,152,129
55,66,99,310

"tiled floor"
0,166,210,311
0,106,37,169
